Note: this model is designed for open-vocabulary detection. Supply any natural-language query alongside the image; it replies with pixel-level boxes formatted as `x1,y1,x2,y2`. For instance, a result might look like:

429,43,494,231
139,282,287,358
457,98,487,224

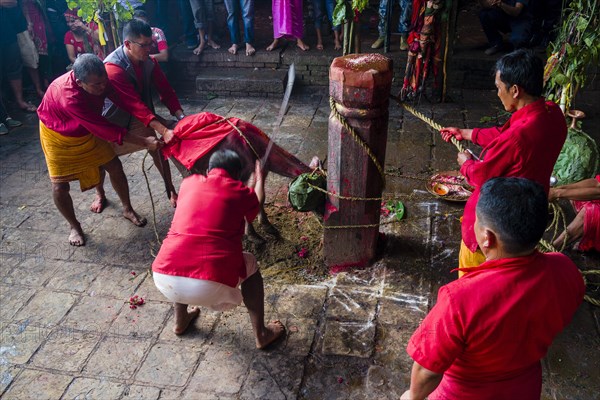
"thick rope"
222,118,262,161
142,151,161,245
400,102,466,153
329,96,386,187
581,270,600,307
307,182,382,202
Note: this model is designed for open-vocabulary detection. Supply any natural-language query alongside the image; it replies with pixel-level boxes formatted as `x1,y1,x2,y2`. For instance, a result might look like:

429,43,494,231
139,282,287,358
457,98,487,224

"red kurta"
104,58,181,126
407,251,584,399
37,71,128,143
460,99,567,251
152,169,260,288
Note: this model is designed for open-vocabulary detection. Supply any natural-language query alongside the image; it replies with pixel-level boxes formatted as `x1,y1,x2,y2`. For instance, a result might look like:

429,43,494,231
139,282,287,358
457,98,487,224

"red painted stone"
324,54,393,272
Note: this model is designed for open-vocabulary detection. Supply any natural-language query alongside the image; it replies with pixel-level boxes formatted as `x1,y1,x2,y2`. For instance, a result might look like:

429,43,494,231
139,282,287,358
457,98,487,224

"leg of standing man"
240,266,286,349
52,182,86,246
101,156,147,227
223,0,241,54
178,0,199,49
241,0,256,56
398,0,412,50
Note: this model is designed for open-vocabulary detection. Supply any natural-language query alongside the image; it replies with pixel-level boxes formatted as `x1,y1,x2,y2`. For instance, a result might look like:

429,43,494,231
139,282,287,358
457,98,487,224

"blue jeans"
377,0,412,37
177,0,198,45
479,7,532,48
312,0,340,32
189,0,216,30
223,0,254,45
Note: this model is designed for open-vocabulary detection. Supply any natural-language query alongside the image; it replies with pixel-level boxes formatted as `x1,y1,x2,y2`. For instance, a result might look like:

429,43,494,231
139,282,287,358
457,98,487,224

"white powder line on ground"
332,289,362,310
431,248,454,261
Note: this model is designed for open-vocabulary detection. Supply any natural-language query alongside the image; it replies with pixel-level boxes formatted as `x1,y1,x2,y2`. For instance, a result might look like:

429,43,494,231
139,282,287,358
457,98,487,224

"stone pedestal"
324,54,393,272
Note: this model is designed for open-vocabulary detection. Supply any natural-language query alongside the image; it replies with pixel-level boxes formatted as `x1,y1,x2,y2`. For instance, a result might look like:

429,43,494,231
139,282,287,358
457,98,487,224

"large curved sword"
261,63,296,168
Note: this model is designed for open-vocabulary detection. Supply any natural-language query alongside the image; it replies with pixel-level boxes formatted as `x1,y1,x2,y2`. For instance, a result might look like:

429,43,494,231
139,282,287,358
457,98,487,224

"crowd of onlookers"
0,0,563,135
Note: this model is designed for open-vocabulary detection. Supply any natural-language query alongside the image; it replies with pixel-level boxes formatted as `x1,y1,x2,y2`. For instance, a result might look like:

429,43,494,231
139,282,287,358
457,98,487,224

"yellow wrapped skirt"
39,121,115,191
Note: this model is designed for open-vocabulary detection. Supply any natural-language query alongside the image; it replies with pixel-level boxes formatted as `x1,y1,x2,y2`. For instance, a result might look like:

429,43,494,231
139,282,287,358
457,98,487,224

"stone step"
195,67,289,98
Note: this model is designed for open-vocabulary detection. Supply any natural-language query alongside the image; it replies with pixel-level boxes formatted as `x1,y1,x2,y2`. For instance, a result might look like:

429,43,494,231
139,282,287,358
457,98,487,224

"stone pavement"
1,88,599,399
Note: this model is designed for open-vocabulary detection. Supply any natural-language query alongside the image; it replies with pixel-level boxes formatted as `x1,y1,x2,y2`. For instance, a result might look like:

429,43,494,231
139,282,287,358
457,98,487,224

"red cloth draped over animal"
162,112,311,179
400,0,444,100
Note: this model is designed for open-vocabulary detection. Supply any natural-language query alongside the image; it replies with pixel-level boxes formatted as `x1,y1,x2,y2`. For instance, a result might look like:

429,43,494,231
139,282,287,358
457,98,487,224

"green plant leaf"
395,201,405,221
554,73,568,85
332,0,348,27
576,16,588,31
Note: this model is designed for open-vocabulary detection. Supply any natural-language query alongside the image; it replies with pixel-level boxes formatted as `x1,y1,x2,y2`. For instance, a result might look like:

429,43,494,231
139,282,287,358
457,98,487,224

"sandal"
5,118,22,128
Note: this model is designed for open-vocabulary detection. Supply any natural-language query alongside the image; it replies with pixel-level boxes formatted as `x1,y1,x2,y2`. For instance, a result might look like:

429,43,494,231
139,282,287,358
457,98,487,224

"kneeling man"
38,54,161,246
403,177,585,399
152,150,285,348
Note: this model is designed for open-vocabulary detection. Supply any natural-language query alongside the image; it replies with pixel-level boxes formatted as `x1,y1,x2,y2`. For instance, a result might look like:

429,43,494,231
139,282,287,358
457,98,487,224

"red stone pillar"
324,54,393,272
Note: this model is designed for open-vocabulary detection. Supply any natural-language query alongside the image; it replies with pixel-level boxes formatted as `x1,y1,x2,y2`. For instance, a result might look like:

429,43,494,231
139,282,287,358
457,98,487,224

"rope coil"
329,96,387,188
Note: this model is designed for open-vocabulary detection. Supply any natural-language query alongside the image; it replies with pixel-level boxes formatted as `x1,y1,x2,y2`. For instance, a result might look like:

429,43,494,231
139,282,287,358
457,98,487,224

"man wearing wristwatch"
100,18,186,210
478,0,533,56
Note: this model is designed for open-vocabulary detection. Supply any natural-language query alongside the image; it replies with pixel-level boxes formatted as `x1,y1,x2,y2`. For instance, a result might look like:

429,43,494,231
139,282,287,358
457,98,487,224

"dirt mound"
243,205,328,284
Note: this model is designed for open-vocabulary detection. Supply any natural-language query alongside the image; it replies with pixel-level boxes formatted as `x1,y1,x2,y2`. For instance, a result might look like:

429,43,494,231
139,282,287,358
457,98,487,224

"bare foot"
207,39,220,49
256,320,286,349
69,225,85,246
18,102,37,113
193,42,207,55
173,306,201,335
334,39,342,50
228,44,238,55
90,195,107,213
316,43,324,51
266,39,280,52
169,191,178,208
123,209,147,227
246,43,256,56
296,39,309,51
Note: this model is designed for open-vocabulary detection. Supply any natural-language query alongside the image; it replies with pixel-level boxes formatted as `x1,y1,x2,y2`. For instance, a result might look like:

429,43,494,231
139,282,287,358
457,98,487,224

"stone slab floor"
1,87,599,399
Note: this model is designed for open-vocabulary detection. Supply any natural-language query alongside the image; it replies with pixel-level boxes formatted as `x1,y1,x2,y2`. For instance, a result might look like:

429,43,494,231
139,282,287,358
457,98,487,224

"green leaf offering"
385,201,405,221
553,127,600,185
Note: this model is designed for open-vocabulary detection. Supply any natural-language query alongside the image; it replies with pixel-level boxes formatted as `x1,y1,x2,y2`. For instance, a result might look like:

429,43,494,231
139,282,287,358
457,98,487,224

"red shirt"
104,57,181,127
461,99,567,251
37,71,129,143
407,252,584,399
64,31,94,58
152,169,260,287
151,27,168,54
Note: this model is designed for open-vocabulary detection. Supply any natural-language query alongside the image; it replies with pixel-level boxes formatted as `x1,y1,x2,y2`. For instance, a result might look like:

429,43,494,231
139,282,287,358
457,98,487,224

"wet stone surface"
0,90,598,399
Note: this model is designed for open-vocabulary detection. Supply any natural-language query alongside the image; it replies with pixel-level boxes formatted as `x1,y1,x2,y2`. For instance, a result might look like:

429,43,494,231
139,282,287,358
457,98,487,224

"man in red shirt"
37,54,162,246
133,10,169,62
402,177,585,400
152,150,285,348
100,18,184,209
440,49,567,273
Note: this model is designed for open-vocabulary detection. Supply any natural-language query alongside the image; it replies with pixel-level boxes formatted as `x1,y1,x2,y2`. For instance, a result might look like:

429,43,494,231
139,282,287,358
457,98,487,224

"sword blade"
261,63,296,168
